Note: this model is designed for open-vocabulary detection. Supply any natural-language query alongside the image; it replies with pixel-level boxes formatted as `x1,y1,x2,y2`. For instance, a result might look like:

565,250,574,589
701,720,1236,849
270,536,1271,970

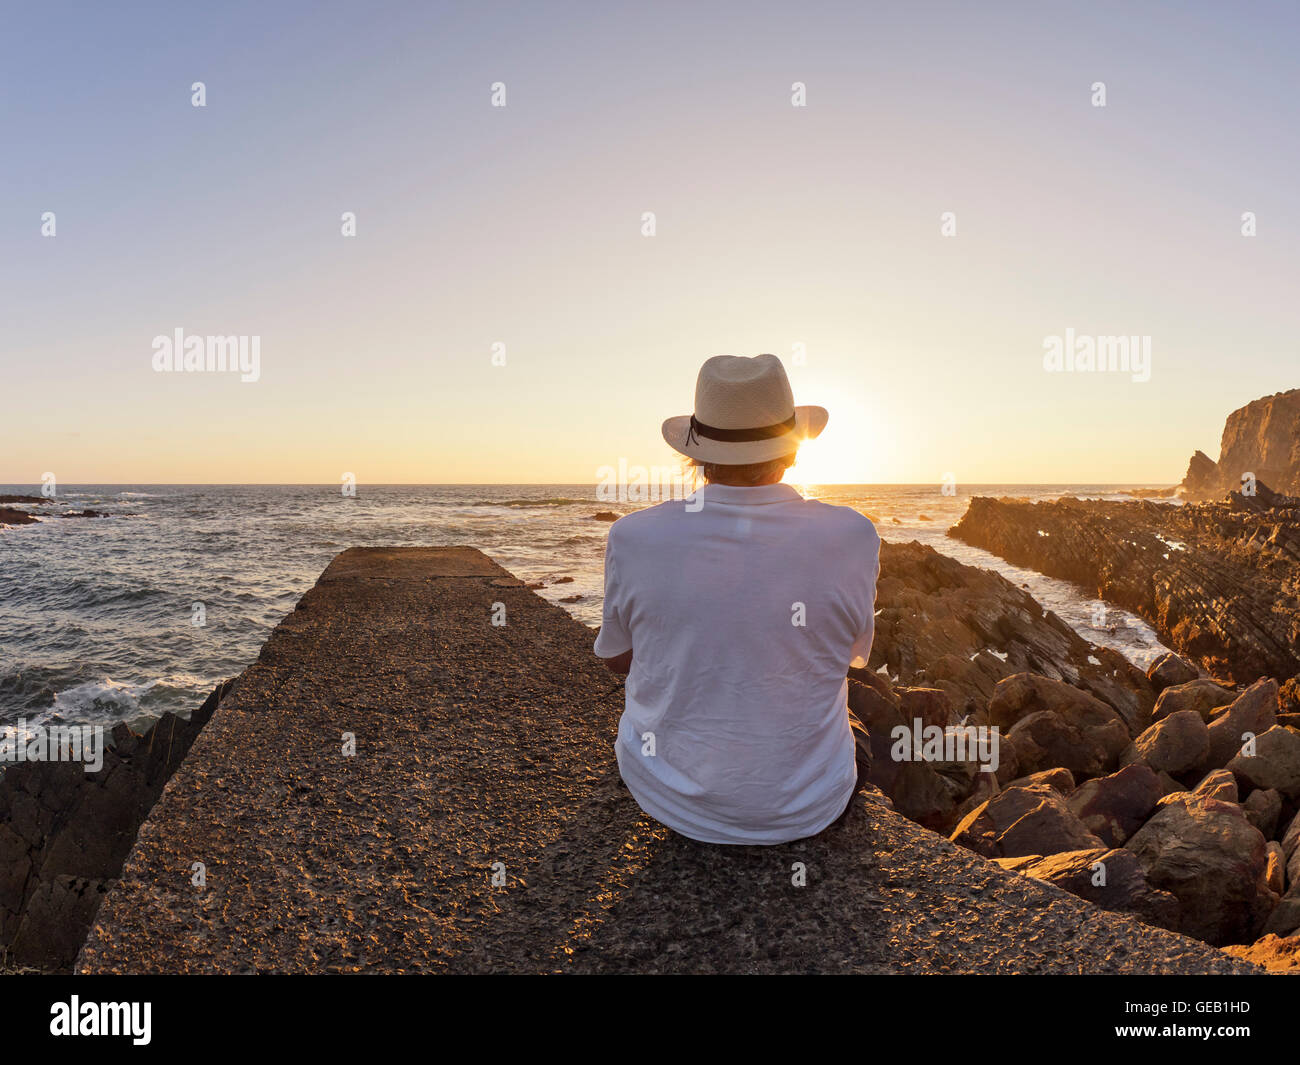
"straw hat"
661,354,828,464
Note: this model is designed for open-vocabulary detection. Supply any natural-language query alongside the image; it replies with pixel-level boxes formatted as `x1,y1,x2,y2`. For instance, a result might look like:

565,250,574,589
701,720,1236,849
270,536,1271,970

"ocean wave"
471,498,592,508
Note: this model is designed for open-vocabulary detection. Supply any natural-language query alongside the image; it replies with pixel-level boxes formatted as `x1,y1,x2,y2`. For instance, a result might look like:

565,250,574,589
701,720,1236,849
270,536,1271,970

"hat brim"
661,406,828,465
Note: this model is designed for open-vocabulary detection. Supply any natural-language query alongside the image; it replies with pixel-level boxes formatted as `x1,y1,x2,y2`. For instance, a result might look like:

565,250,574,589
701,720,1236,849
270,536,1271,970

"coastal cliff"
1181,389,1300,499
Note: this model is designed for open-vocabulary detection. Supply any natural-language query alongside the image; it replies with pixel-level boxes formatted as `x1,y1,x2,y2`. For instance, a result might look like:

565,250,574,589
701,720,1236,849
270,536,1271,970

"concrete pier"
78,548,1257,973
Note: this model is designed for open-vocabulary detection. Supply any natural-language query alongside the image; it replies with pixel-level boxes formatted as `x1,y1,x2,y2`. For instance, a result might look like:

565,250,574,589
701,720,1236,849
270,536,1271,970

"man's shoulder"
802,499,880,547
605,499,693,543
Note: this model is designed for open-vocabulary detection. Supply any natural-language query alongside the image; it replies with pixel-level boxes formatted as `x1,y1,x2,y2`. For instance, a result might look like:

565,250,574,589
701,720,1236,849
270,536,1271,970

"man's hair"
690,452,798,486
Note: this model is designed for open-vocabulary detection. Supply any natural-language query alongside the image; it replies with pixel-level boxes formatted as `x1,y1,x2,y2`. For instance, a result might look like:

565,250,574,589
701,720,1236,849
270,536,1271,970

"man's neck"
706,474,786,488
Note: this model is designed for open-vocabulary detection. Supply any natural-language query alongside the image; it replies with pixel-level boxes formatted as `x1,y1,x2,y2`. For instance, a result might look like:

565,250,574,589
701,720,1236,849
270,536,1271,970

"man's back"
593,481,880,844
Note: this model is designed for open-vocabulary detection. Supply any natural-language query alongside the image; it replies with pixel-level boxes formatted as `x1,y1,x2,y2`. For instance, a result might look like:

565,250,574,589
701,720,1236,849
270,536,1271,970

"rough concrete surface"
78,548,1261,974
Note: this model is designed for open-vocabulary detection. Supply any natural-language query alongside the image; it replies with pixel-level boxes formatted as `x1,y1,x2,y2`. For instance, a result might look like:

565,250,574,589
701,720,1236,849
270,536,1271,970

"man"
593,354,880,844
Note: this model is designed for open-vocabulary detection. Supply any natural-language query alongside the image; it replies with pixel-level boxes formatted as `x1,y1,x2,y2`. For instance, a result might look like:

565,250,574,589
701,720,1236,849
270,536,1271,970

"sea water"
0,483,1173,732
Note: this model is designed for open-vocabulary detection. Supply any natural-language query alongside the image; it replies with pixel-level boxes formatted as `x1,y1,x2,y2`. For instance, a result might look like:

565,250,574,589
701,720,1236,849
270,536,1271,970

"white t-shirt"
593,481,880,844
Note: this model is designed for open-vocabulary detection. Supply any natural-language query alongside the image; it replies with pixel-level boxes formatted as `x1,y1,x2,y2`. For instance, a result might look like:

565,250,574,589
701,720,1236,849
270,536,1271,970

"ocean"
0,482,1175,736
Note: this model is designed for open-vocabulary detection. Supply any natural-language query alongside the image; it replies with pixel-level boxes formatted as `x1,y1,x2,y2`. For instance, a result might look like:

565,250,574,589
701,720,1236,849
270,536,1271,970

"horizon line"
0,480,1181,488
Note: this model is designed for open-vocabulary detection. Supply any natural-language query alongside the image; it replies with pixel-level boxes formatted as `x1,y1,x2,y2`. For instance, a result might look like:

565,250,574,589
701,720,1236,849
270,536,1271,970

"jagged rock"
1124,792,1275,946
1204,679,1279,770
897,687,958,729
1121,711,1210,777
1155,770,1185,796
949,488,1300,685
1182,449,1221,499
994,847,1179,931
1192,769,1238,803
1266,842,1286,896
1181,389,1300,500
0,679,234,970
1147,652,1199,692
864,542,1154,728
990,674,1130,778
950,770,999,825
1278,811,1300,894
1005,713,1108,779
847,679,974,831
8,876,111,971
991,735,1020,786
1006,767,1075,794
950,784,1104,859
1226,725,1300,798
1244,788,1283,838
1067,764,1162,846
1264,883,1300,937
1152,679,1237,722
0,507,41,526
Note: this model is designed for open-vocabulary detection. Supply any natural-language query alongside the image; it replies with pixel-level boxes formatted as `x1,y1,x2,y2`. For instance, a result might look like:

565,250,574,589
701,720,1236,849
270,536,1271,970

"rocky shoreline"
6,536,1297,971
76,547,1258,974
948,485,1300,686
857,607,1300,966
899,387,1300,970
0,679,235,971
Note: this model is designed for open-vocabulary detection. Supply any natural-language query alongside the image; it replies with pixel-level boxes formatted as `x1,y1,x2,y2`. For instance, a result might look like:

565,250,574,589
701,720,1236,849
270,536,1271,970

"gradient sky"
3,1,1298,484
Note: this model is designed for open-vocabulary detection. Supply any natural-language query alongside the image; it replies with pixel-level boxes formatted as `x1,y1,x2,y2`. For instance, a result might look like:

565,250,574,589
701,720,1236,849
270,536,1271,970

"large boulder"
1151,679,1237,723
896,686,959,729
1120,710,1210,777
1146,652,1199,693
1066,764,1162,847
949,784,1104,859
1204,679,1279,770
990,674,1130,778
1226,725,1300,798
1244,788,1284,838
994,847,1179,931
1191,768,1238,803
848,679,977,830
1005,767,1075,794
1264,883,1300,937
1124,793,1275,945
1280,810,1300,884
989,673,1130,735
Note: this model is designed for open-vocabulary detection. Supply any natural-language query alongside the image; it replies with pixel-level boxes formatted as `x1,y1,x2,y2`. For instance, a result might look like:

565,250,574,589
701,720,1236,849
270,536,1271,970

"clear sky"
3,1,1297,484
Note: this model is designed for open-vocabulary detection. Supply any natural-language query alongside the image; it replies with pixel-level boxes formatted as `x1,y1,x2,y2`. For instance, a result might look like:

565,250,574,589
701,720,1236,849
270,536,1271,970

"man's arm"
849,528,882,669
592,524,633,674
601,648,633,675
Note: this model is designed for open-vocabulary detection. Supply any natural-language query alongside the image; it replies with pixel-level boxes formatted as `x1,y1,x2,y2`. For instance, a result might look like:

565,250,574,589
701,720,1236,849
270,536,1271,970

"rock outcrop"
994,848,1179,931
1123,793,1275,946
862,541,1155,727
948,489,1300,686
0,680,233,970
1179,389,1300,500
0,508,41,526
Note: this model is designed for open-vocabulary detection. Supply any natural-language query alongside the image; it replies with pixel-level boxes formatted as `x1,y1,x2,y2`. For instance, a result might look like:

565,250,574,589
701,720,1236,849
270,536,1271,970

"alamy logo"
0,721,104,773
152,328,260,382
890,718,1000,773
595,461,701,510
1042,328,1150,383
50,997,151,1045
